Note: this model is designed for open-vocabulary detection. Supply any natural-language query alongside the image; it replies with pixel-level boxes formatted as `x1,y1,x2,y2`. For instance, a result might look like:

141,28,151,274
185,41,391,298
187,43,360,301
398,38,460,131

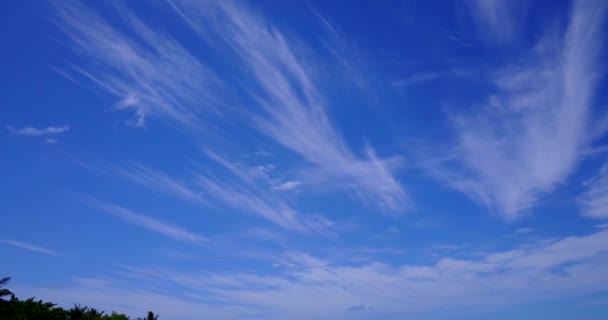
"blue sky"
2,0,608,319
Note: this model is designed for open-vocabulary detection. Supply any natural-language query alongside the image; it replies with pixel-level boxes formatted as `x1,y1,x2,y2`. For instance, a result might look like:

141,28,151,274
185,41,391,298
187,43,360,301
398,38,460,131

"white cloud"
82,155,333,237
202,149,274,184
393,68,475,88
52,1,223,128
90,200,208,246
72,160,208,207
1,239,59,256
170,228,608,317
429,0,608,219
254,150,274,157
107,163,207,206
579,163,608,219
467,0,518,43
168,1,408,212
273,180,301,191
7,125,69,136
53,0,407,212
386,226,400,233
19,228,608,319
197,175,334,238
197,149,335,237
114,93,145,127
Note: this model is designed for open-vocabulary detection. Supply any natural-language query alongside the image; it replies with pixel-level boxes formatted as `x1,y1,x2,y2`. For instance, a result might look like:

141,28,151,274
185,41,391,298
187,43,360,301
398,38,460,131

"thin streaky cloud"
52,1,224,128
53,0,408,212
43,228,608,319
48,63,79,85
274,180,301,191
108,163,208,206
69,159,208,206
467,0,517,43
169,0,409,212
6,1,608,319
90,200,208,246
578,163,608,219
201,150,335,237
393,68,476,88
7,125,69,136
197,174,335,238
202,148,271,184
429,0,608,219
1,239,59,256
73,156,331,237
204,148,301,194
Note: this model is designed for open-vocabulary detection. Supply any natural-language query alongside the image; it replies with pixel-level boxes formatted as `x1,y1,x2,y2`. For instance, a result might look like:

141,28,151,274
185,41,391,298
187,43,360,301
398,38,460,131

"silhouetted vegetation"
0,277,12,299
0,277,157,320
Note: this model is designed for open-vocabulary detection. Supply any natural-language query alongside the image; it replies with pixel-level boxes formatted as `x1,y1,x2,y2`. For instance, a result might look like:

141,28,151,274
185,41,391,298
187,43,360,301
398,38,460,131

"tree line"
1,277,159,320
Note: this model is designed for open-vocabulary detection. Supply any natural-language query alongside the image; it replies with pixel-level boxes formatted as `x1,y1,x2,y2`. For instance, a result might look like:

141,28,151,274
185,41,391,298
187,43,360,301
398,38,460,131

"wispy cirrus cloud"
467,0,518,43
90,156,330,237
90,200,208,246
273,180,301,191
169,1,408,212
393,68,476,88
160,229,608,316
7,125,69,136
81,156,332,237
107,163,207,206
1,239,59,256
199,151,335,237
52,1,224,128
21,228,608,320
69,158,208,206
53,0,408,213
429,0,608,219
199,177,335,238
579,163,608,219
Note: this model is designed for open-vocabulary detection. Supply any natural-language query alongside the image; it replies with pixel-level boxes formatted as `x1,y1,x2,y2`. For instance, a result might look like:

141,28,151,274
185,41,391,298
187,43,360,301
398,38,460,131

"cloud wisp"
52,1,224,128
52,0,408,213
393,68,475,88
170,0,408,211
1,239,60,256
20,228,608,319
137,228,608,317
7,125,69,136
429,0,608,219
90,200,208,246
579,163,608,219
107,163,208,206
199,150,335,238
467,0,518,43
84,156,333,237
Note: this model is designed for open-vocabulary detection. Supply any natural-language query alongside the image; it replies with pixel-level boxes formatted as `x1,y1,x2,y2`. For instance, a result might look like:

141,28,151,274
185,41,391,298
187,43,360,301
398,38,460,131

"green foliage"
136,311,158,320
0,277,13,298
105,312,130,320
0,296,142,320
0,296,66,320
0,276,157,320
